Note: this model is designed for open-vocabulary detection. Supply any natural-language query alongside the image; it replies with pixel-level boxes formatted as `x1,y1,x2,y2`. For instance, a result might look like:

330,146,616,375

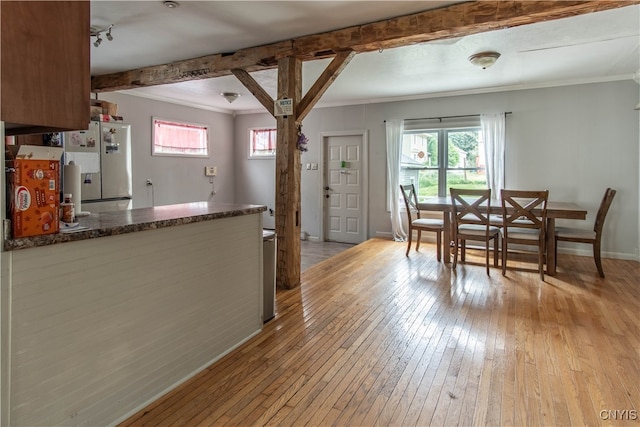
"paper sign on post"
274,98,293,116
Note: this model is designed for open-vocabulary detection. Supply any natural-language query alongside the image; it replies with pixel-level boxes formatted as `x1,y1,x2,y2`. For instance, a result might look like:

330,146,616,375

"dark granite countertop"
4,201,267,251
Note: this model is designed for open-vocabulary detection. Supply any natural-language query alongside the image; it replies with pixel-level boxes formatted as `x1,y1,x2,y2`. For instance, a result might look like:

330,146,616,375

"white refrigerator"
63,121,132,211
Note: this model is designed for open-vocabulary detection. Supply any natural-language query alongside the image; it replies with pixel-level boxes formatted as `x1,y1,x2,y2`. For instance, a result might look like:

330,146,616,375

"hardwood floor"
301,240,355,272
120,238,640,426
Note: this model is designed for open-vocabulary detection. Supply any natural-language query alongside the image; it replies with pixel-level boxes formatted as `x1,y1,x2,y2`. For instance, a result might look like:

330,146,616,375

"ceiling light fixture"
221,92,240,104
468,51,501,69
164,1,180,8
91,24,114,48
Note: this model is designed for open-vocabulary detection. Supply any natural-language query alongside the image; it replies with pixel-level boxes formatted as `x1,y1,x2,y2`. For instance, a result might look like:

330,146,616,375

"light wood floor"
301,240,355,272
121,238,640,426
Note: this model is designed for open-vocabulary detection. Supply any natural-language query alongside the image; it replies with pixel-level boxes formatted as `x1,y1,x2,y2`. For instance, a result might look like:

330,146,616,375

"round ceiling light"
221,92,240,104
468,51,501,69
163,1,180,9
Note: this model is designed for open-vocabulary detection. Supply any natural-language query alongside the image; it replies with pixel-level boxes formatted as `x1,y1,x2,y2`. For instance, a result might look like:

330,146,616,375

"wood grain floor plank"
118,238,640,427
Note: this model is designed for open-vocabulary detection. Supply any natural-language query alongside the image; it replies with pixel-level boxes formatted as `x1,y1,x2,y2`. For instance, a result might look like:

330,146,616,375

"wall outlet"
205,166,217,177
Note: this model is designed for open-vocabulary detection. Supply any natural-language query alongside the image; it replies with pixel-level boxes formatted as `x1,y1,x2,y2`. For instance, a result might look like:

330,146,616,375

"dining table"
417,196,587,275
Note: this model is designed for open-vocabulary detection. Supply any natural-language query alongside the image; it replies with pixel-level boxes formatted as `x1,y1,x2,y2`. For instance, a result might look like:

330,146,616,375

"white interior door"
323,133,367,244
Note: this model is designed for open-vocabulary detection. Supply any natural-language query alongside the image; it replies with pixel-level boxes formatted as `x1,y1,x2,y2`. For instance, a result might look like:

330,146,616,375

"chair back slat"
400,184,420,220
593,188,616,235
500,189,549,280
450,188,499,275
450,188,492,226
501,189,549,229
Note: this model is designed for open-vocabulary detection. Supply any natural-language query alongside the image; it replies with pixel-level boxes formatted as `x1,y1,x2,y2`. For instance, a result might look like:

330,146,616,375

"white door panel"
323,134,366,244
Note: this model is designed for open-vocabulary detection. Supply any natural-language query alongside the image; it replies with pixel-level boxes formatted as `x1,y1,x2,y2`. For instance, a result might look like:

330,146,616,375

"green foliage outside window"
404,129,486,198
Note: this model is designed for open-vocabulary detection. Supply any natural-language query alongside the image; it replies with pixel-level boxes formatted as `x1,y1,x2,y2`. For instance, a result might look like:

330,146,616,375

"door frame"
318,130,369,243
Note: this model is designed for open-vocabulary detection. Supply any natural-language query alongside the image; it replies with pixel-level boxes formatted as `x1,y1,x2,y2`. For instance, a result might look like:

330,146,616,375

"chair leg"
405,229,412,257
416,231,421,251
594,242,605,278
485,239,490,276
493,235,499,267
452,239,458,268
461,240,466,262
539,244,545,281
436,231,442,262
502,238,507,276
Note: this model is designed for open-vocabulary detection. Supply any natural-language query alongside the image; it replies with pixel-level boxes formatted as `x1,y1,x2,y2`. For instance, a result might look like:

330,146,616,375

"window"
400,117,486,198
152,117,209,157
249,128,277,158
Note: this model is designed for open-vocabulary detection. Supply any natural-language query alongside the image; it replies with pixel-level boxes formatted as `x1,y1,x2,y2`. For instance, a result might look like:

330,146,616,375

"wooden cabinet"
1,1,90,135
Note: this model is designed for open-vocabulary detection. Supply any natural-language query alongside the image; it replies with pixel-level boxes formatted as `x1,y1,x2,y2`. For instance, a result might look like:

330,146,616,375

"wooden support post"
275,56,302,290
231,52,353,289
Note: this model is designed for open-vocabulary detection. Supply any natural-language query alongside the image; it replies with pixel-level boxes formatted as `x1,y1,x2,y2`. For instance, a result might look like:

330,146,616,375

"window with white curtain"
249,127,277,158
400,116,486,198
152,117,209,157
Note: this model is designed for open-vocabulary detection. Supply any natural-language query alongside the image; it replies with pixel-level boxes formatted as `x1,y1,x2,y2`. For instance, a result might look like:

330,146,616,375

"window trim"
151,116,210,158
248,127,277,159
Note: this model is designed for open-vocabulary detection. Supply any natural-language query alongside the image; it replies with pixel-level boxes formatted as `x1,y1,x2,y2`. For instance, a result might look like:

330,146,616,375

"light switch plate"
205,166,217,177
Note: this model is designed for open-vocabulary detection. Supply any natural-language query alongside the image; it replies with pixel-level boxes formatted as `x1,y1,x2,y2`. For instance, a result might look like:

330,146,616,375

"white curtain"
481,113,506,200
386,119,407,241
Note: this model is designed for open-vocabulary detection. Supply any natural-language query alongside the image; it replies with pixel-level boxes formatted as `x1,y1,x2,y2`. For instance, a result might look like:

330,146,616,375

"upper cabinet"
1,1,90,135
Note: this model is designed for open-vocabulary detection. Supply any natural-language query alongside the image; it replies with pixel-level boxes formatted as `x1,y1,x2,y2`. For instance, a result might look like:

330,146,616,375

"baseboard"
557,247,639,262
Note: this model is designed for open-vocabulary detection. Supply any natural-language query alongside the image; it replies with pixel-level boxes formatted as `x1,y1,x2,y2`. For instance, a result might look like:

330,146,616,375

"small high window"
152,117,209,157
249,128,277,158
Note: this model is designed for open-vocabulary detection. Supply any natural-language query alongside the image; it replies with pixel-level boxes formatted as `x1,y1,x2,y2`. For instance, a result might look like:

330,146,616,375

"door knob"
324,186,331,191
325,194,330,198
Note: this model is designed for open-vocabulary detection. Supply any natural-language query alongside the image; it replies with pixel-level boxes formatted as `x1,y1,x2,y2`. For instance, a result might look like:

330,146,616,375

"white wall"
97,92,235,207
233,114,277,228
97,81,639,259
235,81,640,260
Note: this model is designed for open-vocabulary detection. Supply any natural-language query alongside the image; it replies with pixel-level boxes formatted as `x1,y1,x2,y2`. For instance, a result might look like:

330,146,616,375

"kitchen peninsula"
1,201,266,426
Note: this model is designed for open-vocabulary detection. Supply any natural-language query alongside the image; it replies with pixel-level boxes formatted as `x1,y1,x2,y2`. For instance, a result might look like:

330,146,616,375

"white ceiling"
90,1,640,114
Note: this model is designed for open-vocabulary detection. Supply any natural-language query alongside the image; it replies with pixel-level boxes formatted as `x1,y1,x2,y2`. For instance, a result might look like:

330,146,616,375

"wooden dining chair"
450,188,501,275
400,184,444,259
555,188,616,278
501,189,549,280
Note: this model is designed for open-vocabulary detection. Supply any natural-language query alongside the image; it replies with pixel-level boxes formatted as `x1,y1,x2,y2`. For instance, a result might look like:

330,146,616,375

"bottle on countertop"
61,193,75,223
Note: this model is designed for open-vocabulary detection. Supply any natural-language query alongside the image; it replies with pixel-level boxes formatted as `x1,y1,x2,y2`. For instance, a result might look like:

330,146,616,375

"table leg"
546,217,557,275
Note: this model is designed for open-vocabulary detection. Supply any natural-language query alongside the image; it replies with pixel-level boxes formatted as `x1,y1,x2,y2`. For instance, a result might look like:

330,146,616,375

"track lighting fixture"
91,24,114,47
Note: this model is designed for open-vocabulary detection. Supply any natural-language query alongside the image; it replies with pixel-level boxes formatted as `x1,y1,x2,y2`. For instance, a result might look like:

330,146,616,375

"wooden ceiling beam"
91,1,638,92
293,1,639,55
231,69,274,114
91,41,292,92
296,50,356,122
